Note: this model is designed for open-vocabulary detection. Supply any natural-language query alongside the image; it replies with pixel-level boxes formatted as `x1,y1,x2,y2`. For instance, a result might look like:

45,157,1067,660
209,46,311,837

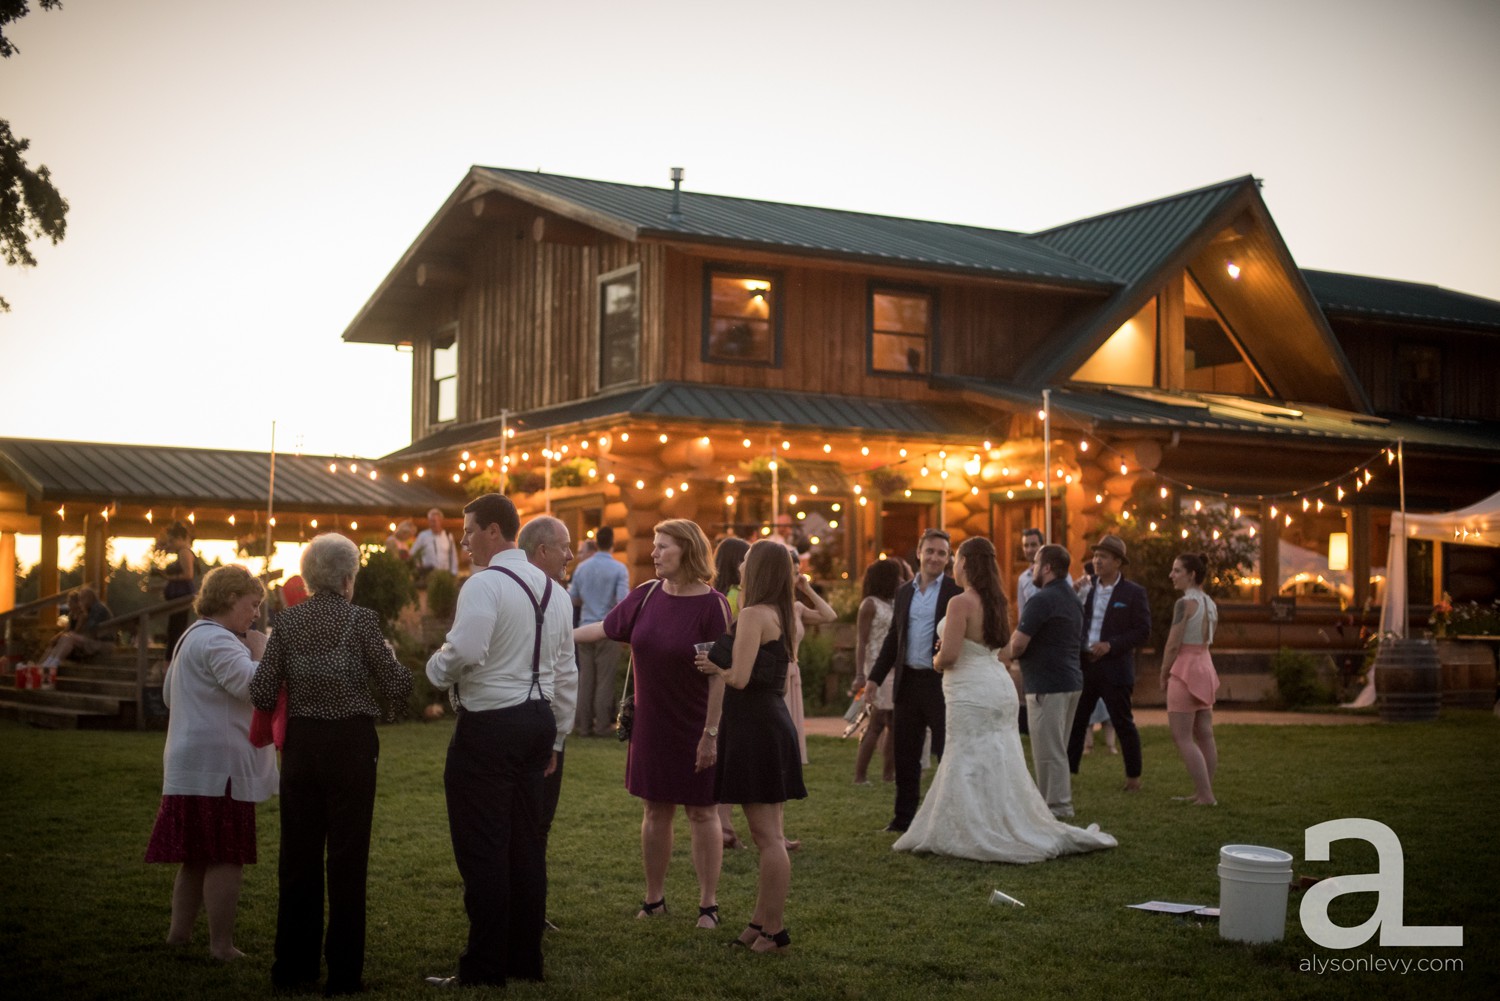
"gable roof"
469,167,1120,285
1017,177,1370,411
1029,176,1250,285
1302,270,1500,331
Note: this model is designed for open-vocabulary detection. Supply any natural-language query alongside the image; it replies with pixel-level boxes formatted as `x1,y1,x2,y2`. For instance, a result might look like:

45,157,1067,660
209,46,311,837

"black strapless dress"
714,637,807,805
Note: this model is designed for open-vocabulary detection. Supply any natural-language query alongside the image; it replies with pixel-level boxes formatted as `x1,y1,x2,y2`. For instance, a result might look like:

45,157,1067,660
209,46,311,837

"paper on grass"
1127,901,1207,914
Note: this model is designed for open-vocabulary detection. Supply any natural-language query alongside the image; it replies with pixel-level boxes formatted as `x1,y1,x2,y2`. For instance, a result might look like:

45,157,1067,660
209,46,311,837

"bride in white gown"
894,536,1116,863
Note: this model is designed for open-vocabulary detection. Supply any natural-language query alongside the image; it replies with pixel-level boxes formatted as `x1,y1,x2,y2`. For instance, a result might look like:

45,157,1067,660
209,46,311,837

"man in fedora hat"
1067,534,1151,792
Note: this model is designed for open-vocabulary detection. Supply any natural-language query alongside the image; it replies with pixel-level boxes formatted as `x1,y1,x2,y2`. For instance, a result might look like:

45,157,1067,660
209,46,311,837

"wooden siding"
660,247,1103,400
410,230,654,442
1328,316,1500,421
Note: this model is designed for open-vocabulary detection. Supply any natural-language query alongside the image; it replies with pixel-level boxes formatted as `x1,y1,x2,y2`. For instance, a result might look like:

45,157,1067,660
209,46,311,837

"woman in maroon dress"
575,519,732,929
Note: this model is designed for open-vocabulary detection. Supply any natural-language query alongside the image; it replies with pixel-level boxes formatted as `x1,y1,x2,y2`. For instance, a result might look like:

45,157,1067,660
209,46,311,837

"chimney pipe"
668,167,684,224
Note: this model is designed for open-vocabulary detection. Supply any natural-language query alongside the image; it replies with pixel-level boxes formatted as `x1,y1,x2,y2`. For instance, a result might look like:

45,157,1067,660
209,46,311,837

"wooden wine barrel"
1437,640,1498,709
1374,638,1442,722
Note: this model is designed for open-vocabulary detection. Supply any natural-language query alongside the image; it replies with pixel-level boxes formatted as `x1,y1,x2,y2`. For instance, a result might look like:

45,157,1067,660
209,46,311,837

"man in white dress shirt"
425,494,575,989
411,507,459,583
1015,527,1043,613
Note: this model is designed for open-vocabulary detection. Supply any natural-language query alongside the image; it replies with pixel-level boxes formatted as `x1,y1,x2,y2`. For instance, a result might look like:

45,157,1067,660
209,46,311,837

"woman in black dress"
695,539,805,953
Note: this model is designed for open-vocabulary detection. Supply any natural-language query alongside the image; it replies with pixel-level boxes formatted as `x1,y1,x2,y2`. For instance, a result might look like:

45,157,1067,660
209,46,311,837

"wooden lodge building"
344,166,1499,655
5,168,1496,665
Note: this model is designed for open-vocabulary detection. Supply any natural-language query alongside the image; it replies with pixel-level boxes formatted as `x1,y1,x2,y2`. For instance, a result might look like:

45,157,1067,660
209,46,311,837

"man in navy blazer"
865,529,963,832
1067,534,1150,791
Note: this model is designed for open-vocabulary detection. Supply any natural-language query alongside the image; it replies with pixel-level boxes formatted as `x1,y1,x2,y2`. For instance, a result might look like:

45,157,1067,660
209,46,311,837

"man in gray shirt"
567,526,630,737
999,543,1084,819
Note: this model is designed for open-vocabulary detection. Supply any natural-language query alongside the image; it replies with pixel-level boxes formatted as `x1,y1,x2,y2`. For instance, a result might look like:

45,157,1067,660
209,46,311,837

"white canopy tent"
1344,489,1500,707
1378,489,1500,639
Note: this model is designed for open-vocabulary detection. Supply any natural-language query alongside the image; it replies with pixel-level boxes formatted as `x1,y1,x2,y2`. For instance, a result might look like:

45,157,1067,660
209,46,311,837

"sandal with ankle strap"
697,905,720,928
729,922,762,947
637,897,667,918
754,928,791,953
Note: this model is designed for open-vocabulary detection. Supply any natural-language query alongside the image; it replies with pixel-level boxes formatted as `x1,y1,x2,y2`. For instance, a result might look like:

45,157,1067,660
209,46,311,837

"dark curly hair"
861,558,903,602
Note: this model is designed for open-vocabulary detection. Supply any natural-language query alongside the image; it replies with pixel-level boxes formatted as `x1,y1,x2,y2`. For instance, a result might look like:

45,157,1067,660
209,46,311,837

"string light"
861,446,870,456
659,434,669,444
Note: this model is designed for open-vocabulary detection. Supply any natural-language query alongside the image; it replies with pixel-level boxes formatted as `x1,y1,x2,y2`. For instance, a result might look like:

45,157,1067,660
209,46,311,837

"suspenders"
451,565,554,710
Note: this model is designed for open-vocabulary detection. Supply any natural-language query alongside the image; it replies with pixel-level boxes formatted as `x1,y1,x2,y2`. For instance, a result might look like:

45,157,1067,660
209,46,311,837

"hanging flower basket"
869,469,909,496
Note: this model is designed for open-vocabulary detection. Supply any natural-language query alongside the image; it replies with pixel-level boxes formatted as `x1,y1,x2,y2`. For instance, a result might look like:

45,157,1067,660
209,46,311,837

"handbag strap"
618,580,661,704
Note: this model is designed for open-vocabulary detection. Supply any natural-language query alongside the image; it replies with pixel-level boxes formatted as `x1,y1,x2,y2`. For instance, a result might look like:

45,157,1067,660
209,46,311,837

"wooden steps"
1,648,165,730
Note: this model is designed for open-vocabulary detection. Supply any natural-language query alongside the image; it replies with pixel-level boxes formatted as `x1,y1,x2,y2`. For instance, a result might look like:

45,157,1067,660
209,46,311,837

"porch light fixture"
1327,532,1349,571
1226,260,1241,280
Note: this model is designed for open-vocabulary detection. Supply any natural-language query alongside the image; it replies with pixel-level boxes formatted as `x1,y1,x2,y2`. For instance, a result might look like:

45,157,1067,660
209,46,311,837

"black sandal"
637,897,667,918
729,922,762,947
697,905,720,928
754,928,791,953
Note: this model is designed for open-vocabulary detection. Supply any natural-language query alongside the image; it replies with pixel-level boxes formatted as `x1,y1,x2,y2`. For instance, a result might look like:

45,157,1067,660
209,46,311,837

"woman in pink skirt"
1159,552,1220,805
145,565,279,960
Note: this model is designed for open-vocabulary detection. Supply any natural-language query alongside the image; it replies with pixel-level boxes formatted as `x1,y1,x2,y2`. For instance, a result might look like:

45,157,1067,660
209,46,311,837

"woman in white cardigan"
144,565,278,961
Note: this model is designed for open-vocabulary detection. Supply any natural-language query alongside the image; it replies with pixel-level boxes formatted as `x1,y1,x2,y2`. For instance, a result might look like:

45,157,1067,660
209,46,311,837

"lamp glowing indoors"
1327,532,1349,572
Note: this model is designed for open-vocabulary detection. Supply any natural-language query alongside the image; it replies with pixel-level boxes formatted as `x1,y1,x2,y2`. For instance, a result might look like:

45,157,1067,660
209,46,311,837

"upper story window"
704,268,779,366
871,288,934,375
431,329,457,424
599,266,640,390
1395,343,1441,414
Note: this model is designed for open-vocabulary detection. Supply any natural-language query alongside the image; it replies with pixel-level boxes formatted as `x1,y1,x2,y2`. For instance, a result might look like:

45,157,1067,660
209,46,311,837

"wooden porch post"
38,511,60,599
0,532,14,613
1259,508,1280,605
84,512,108,599
1351,505,1372,610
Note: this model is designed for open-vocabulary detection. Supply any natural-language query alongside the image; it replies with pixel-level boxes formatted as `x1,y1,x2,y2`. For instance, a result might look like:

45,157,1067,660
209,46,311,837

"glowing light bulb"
781,440,790,451
620,432,629,442
831,503,841,512
659,433,668,444
635,480,645,490
1149,521,1158,532
461,451,470,461
861,446,870,456
822,443,831,453
743,438,752,448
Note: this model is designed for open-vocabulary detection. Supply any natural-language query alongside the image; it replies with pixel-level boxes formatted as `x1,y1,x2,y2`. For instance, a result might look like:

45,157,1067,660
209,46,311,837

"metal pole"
265,422,276,578
545,431,552,515
499,409,509,495
1042,390,1053,545
770,437,779,529
1397,438,1407,639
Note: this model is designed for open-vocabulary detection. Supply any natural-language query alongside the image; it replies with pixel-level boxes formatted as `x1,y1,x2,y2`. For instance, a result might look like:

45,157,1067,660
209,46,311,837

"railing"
0,587,79,633
5,569,281,731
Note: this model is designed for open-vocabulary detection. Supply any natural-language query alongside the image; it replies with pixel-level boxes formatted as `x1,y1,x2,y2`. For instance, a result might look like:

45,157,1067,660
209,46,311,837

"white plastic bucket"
1218,844,1294,944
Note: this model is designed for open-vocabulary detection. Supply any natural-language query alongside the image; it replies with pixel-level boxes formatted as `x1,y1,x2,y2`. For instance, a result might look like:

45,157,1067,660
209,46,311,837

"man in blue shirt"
567,526,630,737
865,529,963,832
999,544,1084,819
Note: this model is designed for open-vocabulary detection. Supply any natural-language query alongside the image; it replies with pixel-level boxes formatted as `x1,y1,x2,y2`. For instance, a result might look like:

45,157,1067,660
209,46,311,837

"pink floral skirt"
144,781,258,865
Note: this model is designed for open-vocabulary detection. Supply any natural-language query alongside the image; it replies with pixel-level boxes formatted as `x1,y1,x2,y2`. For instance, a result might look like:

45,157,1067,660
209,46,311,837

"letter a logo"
1301,818,1462,948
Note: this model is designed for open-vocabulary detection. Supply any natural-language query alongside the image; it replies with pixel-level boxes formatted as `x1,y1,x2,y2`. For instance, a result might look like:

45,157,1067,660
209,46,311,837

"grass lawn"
0,711,1494,1000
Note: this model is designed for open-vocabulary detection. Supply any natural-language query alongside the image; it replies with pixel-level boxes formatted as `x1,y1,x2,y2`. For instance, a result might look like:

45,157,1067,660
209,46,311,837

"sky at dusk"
3,0,1498,462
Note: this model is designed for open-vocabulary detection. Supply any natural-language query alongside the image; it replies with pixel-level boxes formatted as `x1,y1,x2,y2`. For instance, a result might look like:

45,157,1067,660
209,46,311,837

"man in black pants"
424,494,576,989
520,515,579,931
865,529,963,833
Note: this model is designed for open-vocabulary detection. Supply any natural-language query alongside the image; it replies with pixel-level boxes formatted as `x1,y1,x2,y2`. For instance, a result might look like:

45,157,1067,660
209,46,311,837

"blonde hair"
194,565,266,617
653,519,713,586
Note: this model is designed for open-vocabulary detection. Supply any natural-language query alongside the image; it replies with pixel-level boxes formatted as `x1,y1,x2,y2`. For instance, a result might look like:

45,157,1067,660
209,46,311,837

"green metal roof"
1302,270,1500,331
381,382,998,461
473,168,1120,286
0,438,460,513
939,378,1500,454
1029,177,1251,284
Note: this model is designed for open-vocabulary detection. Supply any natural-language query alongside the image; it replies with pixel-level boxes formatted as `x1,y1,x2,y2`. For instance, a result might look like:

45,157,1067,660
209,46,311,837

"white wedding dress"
893,623,1117,863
